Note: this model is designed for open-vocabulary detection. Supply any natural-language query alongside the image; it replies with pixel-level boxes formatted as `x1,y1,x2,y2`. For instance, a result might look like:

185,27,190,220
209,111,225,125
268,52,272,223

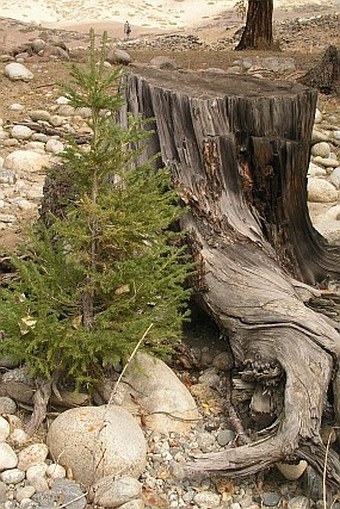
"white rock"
4,151,50,174
17,443,48,471
0,214,16,223
11,126,33,140
118,352,199,433
56,96,70,105
333,131,340,141
0,200,5,209
0,443,18,470
329,167,340,189
322,204,340,221
25,141,46,152
45,139,64,154
9,103,25,112
9,198,35,211
4,63,34,81
0,468,25,484
307,178,338,203
15,486,36,503
46,463,66,479
47,405,147,486
26,462,48,481
314,108,322,123
0,417,10,442
311,141,331,158
31,133,48,143
311,129,328,144
20,498,37,509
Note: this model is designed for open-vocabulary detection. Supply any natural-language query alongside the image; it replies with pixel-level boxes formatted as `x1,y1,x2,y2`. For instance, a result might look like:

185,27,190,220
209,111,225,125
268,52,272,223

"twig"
108,322,154,404
58,491,88,509
323,429,335,509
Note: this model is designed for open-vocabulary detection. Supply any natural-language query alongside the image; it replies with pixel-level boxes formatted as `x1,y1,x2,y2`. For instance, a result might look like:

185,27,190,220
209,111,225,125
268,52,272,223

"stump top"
129,67,308,99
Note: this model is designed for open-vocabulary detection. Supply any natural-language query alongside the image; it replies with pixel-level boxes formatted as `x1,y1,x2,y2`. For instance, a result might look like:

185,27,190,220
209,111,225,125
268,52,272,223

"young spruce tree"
0,31,193,391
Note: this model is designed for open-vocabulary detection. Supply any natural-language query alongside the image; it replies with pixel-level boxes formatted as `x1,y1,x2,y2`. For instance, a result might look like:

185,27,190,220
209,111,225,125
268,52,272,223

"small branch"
108,323,154,404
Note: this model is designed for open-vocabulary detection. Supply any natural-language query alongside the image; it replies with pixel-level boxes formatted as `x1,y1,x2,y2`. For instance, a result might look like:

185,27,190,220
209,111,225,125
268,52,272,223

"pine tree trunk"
235,0,274,51
119,68,340,485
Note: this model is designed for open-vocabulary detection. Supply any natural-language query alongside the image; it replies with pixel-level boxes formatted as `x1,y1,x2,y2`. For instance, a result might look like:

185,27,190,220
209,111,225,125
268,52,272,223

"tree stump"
119,68,340,485
299,45,340,96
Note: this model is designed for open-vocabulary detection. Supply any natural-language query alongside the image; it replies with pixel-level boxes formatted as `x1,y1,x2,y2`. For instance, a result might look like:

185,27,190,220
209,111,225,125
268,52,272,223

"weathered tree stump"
299,45,340,96
119,68,340,484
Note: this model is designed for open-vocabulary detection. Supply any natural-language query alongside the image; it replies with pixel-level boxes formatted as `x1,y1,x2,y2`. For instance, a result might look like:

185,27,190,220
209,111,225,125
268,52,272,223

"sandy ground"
0,0,339,34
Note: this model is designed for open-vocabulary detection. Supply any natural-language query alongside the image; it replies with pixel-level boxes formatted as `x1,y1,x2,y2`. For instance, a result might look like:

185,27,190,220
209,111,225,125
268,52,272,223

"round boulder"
107,49,132,65
150,56,178,70
3,150,50,174
47,406,147,486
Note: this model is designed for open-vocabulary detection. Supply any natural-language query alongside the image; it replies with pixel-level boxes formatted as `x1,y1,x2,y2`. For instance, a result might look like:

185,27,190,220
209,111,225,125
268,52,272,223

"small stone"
46,464,66,480
26,463,48,481
231,504,241,509
119,500,144,509
314,108,322,123
193,491,221,508
10,198,35,211
0,417,10,442
212,351,233,370
28,476,49,493
50,479,86,509
15,486,36,503
31,133,48,143
17,444,48,471
9,103,25,112
0,397,16,415
0,469,25,484
287,496,310,509
19,498,36,509
307,162,327,177
262,492,281,507
329,167,340,189
216,429,235,446
0,480,7,503
29,110,51,122
74,107,91,119
198,367,220,388
56,96,70,105
93,476,142,508
10,429,28,446
11,126,33,140
0,443,18,471
49,115,64,127
276,460,308,480
45,139,64,154
57,105,75,116
150,56,177,70
311,141,331,158
31,39,46,54
313,156,339,168
0,214,16,223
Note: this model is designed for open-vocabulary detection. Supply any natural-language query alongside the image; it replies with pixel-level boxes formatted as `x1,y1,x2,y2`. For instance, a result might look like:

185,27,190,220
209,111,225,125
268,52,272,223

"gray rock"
47,405,147,486
198,367,220,388
0,469,25,484
216,429,235,446
307,178,338,203
4,63,34,81
287,496,310,509
31,133,49,143
9,103,24,111
49,479,86,509
150,56,178,70
26,463,48,481
17,444,48,471
29,110,51,123
0,443,18,470
193,490,221,508
74,107,91,119
107,49,132,65
212,351,233,370
307,162,327,177
0,397,17,414
311,129,329,144
196,431,216,451
49,115,64,127
46,464,66,479
57,105,75,117
45,139,64,154
262,492,281,507
93,476,141,508
117,352,199,433
31,39,46,54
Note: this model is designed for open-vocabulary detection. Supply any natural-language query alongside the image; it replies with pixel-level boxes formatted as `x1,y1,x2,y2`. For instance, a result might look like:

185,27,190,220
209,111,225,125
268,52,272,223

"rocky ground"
0,7,340,509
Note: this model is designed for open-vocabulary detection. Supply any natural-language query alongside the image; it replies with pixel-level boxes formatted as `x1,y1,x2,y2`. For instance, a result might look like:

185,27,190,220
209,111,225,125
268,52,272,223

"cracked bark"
119,68,340,485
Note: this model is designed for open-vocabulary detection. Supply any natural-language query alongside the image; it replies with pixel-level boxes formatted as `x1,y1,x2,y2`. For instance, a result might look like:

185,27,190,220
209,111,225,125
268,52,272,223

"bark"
299,45,340,96
119,68,340,485
235,0,274,51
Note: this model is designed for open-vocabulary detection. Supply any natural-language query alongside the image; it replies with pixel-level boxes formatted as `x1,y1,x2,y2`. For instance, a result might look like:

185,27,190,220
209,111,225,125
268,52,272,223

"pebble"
17,444,49,471
11,126,33,140
0,397,16,415
0,469,25,484
262,492,281,506
0,417,10,442
0,443,18,470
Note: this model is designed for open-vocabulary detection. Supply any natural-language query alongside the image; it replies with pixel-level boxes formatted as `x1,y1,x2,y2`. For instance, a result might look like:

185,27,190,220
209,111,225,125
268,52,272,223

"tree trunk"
299,45,340,96
119,68,340,485
235,0,274,51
